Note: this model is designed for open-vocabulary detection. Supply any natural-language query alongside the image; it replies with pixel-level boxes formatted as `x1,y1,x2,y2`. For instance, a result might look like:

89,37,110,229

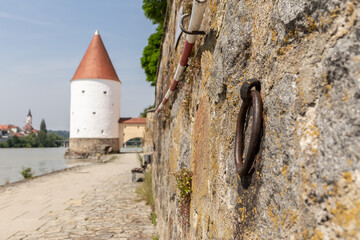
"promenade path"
0,153,155,240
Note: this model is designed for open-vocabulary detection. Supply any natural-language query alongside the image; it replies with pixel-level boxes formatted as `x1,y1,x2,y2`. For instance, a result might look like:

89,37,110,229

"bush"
20,167,34,179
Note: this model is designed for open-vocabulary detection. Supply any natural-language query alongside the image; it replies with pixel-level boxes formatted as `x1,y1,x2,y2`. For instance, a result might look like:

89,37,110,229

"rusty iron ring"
235,79,263,176
180,14,206,35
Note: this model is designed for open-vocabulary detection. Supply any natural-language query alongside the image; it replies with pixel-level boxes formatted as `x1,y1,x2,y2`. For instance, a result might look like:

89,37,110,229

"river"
0,148,89,185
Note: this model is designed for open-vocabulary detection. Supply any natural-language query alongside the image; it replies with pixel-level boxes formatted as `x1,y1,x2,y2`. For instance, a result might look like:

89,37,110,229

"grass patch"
135,169,159,231
151,211,157,226
136,152,144,167
107,155,117,162
135,170,154,209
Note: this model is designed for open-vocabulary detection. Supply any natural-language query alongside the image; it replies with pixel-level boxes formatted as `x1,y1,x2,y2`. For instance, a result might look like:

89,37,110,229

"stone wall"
153,0,360,239
144,110,156,153
69,138,119,154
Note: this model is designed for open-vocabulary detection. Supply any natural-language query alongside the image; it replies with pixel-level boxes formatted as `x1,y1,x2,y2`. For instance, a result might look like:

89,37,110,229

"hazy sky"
0,1,156,130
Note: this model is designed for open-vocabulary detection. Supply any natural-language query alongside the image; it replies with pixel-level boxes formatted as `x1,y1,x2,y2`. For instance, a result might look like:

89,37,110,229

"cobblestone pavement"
3,154,155,240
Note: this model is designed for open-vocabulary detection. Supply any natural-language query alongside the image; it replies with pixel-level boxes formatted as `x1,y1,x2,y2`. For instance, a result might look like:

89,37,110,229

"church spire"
71,30,120,82
26,109,32,125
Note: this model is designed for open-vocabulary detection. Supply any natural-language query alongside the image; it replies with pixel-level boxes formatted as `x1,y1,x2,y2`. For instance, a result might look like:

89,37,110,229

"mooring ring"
180,14,206,35
240,79,261,101
235,81,263,176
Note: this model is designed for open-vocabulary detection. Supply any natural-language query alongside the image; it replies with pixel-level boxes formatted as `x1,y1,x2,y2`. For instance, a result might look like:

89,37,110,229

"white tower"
70,30,121,154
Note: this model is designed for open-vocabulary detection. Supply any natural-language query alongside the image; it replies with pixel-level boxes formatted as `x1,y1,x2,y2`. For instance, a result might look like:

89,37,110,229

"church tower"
26,109,32,125
70,30,121,154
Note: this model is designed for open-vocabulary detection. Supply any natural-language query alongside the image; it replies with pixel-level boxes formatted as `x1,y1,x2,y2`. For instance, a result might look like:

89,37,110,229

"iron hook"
180,14,206,35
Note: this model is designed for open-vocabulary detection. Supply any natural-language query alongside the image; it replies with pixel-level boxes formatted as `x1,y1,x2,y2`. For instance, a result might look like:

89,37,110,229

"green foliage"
0,132,63,148
173,168,193,228
48,130,69,140
40,119,47,133
107,155,117,162
21,167,34,179
46,132,63,147
141,25,163,86
38,131,47,147
135,171,154,210
23,133,39,147
151,211,157,226
135,170,157,228
140,104,155,117
153,234,159,240
141,0,167,86
142,0,167,25
173,169,193,203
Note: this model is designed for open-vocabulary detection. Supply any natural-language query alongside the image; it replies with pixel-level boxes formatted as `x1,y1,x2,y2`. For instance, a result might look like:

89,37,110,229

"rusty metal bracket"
235,79,263,176
180,14,206,35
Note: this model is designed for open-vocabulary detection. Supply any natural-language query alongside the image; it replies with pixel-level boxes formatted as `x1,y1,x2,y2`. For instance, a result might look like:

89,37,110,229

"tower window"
82,90,85,93
101,130,104,134
77,129,80,133
93,112,96,115
103,91,107,94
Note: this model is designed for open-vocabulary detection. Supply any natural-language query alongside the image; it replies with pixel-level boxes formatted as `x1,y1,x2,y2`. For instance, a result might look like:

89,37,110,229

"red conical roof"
72,30,120,82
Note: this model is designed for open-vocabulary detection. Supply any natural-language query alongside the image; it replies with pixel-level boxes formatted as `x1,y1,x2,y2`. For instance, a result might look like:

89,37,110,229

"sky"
0,0,157,130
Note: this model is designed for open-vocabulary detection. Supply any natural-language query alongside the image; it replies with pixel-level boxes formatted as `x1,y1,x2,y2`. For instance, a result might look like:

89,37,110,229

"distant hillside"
48,130,69,140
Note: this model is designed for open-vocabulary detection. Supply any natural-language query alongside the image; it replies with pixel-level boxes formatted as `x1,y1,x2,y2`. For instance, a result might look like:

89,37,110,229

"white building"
69,30,121,154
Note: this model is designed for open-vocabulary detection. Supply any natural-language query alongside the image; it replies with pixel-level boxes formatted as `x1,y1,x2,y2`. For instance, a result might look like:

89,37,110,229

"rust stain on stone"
191,96,211,235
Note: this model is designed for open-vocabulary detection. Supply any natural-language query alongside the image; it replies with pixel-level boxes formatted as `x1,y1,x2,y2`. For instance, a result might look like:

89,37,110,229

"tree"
38,131,47,147
140,104,155,117
0,126,63,148
40,119,47,133
141,0,167,86
23,132,38,147
142,0,167,25
12,136,21,147
47,132,63,147
141,26,163,86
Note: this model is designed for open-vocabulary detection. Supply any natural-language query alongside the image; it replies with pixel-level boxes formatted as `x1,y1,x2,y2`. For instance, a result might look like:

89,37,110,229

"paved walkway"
0,153,155,240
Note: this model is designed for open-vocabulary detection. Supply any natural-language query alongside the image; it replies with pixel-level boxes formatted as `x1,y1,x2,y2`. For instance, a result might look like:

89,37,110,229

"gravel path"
0,153,155,240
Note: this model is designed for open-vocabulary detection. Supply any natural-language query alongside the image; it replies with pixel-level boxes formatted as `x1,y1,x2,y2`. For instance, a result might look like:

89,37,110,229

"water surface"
0,148,89,185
